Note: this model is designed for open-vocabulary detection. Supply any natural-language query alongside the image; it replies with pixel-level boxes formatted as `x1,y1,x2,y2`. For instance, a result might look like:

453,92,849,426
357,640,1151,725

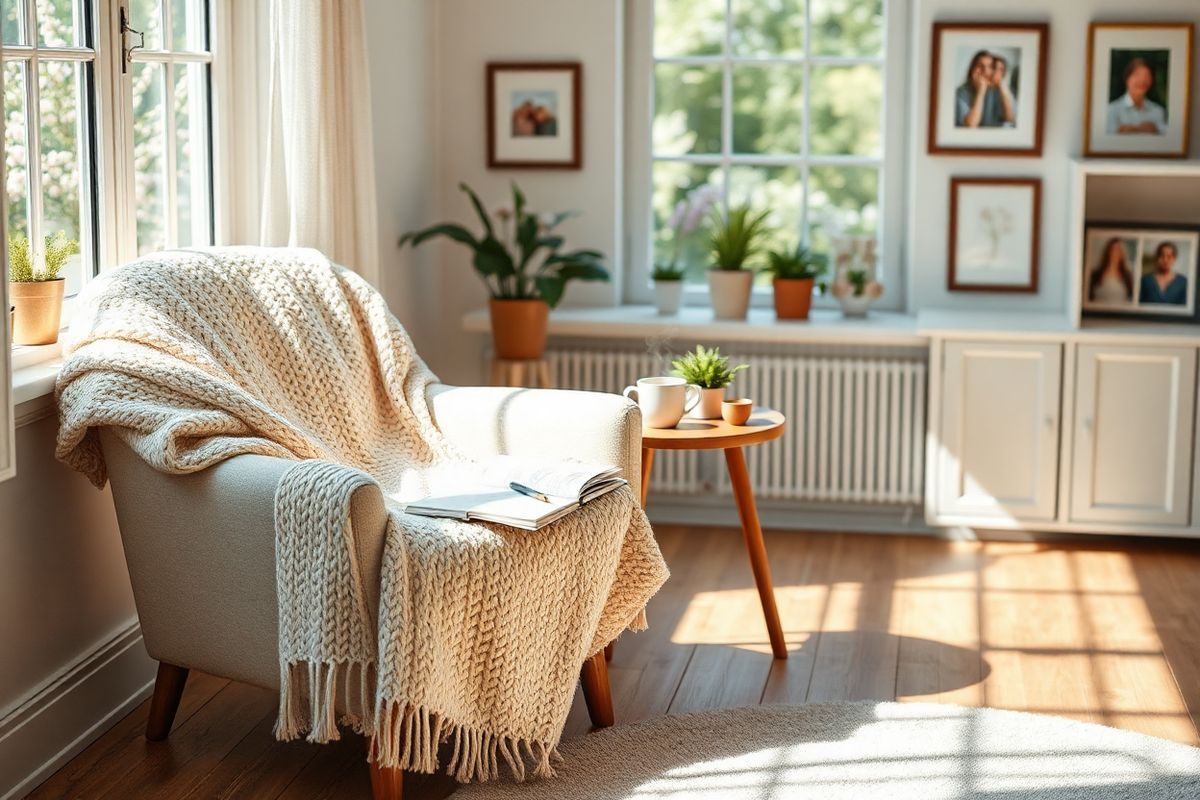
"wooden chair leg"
579,651,614,729
368,759,403,800
146,661,189,741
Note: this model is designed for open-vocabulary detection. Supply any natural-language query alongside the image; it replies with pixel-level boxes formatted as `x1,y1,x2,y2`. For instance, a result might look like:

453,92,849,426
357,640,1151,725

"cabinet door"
1071,345,1196,526
937,341,1062,521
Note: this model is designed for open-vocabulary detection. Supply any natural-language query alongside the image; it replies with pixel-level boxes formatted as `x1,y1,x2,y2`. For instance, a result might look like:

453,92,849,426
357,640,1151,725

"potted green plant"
707,204,770,320
400,182,609,359
764,244,827,321
671,344,748,420
654,184,721,316
9,231,78,345
830,235,883,318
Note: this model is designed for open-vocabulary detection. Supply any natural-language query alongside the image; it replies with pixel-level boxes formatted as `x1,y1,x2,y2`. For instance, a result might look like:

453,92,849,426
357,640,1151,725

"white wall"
906,0,1200,315
427,0,625,385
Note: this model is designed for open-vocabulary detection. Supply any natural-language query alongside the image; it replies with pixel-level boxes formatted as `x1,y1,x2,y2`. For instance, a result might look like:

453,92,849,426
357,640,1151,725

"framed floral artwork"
948,177,1041,293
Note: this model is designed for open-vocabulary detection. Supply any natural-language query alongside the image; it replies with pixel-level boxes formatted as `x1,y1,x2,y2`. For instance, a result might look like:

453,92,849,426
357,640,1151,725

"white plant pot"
707,269,753,320
688,387,726,420
837,293,875,318
653,279,683,316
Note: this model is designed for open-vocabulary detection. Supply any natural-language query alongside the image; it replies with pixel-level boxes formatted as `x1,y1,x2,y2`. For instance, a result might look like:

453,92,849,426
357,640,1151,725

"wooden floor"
29,525,1200,799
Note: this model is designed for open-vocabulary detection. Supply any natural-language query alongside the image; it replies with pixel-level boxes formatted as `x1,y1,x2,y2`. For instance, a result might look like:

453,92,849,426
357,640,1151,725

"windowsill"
462,305,926,347
12,342,63,408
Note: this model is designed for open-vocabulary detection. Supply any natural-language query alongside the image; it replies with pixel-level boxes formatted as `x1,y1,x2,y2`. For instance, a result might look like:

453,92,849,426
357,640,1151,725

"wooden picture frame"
948,177,1041,293
1083,22,1193,158
486,62,583,170
927,22,1049,157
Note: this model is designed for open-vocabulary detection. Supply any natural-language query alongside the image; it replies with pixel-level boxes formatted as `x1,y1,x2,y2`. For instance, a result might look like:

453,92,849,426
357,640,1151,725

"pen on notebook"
509,482,551,503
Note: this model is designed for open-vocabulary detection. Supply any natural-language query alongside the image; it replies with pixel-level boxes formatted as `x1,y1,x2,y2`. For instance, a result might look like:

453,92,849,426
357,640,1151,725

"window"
2,0,214,319
626,0,904,303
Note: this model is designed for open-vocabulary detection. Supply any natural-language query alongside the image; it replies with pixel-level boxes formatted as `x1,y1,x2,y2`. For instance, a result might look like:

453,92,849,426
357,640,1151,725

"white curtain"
261,0,380,285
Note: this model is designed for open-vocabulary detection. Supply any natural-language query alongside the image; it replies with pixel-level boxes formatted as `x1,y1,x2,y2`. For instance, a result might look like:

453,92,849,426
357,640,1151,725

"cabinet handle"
1082,417,1093,432
1045,415,1055,428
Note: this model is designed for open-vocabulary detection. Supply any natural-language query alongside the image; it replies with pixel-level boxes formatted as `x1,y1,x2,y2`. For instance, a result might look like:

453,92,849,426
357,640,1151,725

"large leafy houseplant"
400,182,609,359
8,231,80,345
764,243,827,321
706,204,770,320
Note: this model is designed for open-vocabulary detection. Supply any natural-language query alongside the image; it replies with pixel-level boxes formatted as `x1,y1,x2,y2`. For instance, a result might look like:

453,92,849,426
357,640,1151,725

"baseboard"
0,620,156,800
646,494,940,537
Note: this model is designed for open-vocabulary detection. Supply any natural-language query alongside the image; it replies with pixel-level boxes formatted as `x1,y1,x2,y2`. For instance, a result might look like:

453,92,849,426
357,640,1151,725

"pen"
509,481,551,503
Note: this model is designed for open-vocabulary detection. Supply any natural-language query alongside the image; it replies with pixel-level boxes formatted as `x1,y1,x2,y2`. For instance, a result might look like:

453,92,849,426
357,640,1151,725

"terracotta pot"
687,386,726,420
721,398,753,425
772,277,814,320
489,298,549,359
707,269,753,320
653,279,683,316
10,279,65,345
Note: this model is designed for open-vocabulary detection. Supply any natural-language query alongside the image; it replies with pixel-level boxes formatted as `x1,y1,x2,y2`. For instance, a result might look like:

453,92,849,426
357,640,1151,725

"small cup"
623,377,702,429
721,398,753,426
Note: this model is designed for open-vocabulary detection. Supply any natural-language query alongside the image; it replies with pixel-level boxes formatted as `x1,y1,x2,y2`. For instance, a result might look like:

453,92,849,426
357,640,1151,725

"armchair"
101,383,641,799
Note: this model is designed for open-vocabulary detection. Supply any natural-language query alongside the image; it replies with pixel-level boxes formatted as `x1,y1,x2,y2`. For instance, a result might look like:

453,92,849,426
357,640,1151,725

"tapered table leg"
640,447,654,507
723,446,788,660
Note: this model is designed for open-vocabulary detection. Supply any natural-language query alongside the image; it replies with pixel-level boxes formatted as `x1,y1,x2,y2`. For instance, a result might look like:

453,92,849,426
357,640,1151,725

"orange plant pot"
10,279,65,345
489,298,550,360
772,277,815,320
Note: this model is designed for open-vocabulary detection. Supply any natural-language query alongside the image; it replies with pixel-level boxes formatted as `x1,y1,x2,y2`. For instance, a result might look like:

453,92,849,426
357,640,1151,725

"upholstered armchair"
100,383,641,799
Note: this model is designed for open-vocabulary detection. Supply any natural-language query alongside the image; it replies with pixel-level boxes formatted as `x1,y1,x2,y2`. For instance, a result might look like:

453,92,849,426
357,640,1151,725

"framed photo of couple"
928,22,1049,156
487,62,582,170
1082,224,1198,319
1084,23,1193,158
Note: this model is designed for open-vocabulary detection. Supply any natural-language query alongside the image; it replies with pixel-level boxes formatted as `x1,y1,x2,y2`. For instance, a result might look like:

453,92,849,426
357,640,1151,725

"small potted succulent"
400,182,609,359
707,204,769,320
829,235,882,318
654,184,721,316
9,231,79,345
671,344,748,420
764,243,827,321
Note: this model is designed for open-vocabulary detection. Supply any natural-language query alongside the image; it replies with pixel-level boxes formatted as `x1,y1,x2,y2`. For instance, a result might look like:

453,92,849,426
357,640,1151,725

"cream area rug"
456,703,1200,799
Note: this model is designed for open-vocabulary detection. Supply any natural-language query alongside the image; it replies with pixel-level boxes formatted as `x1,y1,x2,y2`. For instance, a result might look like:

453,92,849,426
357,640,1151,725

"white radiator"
546,348,926,505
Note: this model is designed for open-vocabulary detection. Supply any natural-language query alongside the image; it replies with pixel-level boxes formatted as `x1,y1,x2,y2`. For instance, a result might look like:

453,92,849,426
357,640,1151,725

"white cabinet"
1070,345,1197,526
935,341,1062,521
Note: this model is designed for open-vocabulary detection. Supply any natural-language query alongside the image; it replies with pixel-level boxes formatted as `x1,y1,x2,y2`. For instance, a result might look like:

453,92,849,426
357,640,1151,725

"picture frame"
1084,22,1193,158
948,177,1041,293
486,62,582,170
1081,222,1198,320
927,22,1049,157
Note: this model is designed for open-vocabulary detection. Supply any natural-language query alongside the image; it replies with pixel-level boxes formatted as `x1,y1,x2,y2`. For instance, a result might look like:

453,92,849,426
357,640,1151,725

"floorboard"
28,525,1200,799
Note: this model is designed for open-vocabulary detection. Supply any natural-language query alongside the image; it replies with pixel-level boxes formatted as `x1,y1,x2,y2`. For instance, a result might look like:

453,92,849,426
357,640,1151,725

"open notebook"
403,456,627,531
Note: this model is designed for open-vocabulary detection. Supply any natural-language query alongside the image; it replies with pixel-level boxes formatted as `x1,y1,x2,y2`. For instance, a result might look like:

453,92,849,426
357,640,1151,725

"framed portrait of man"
927,22,1049,156
1084,23,1193,158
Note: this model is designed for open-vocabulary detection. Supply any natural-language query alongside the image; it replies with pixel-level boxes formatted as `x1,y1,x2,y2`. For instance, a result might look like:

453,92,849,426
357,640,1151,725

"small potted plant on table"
765,243,826,320
707,204,769,320
9,231,79,345
654,184,721,316
671,344,748,420
400,182,609,359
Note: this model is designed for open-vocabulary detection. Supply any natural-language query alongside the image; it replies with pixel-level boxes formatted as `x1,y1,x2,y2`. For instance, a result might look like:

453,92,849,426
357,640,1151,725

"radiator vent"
546,348,926,505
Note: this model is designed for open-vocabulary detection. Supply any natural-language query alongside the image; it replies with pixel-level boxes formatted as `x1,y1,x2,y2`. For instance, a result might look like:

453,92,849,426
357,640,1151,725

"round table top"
641,407,785,451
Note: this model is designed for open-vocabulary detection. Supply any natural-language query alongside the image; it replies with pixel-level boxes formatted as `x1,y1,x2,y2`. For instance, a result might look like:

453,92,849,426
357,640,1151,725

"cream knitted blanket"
55,247,669,781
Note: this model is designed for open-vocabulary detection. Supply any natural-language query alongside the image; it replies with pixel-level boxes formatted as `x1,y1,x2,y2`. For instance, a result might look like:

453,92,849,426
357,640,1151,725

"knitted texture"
54,247,669,781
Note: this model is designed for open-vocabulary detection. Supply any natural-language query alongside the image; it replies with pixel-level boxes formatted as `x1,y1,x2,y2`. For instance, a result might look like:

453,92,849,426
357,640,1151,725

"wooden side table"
641,407,789,660
490,358,553,388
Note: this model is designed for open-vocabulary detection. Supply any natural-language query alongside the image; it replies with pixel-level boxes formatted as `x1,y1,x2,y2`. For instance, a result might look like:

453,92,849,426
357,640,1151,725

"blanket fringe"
373,699,559,782
629,606,649,632
275,660,374,743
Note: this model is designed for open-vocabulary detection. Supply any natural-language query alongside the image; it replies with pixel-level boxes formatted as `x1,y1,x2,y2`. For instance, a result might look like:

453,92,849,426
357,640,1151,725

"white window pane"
133,61,166,255
808,165,878,256
173,62,210,247
730,165,801,285
4,60,30,240
732,65,803,155
170,0,204,50
654,0,724,57
36,0,79,47
732,0,803,57
2,0,25,44
811,0,883,57
38,59,86,293
654,63,722,157
809,64,881,157
130,0,162,50
653,162,722,283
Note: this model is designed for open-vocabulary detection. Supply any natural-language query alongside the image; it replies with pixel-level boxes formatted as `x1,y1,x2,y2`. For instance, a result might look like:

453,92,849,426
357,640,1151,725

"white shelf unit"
1068,158,1200,328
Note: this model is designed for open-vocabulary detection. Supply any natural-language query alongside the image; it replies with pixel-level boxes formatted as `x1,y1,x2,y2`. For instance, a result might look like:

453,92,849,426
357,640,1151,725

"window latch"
120,7,145,74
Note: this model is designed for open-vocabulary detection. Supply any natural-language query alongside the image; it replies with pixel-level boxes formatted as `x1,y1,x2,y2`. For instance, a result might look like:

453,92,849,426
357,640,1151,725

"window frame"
623,0,908,310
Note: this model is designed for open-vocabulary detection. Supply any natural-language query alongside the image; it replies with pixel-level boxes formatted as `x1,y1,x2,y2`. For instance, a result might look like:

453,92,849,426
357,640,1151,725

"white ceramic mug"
622,376,701,429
